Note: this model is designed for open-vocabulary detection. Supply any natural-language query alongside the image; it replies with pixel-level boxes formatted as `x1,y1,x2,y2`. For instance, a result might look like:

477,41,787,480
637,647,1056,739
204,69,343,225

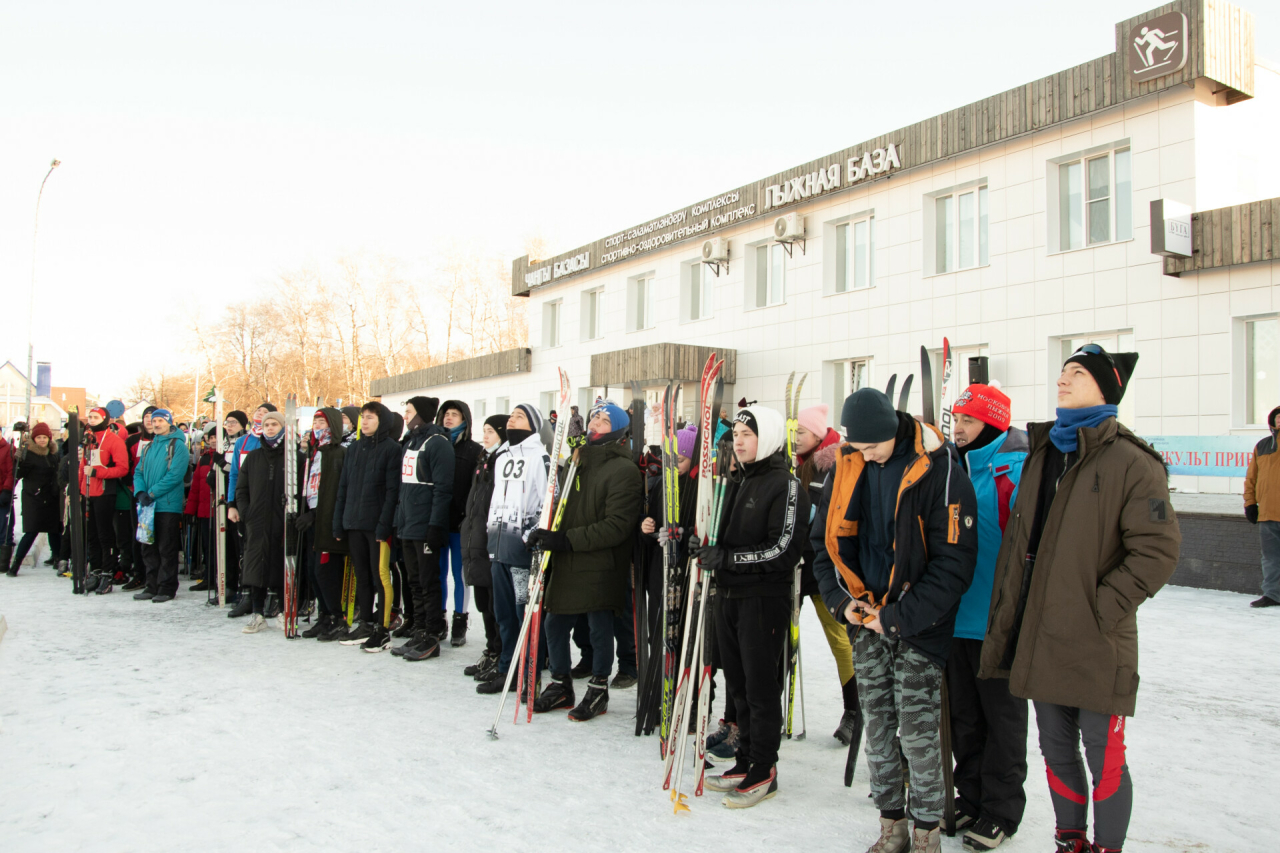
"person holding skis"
477,403,550,696
131,409,192,603
435,400,480,646
225,403,276,616
945,383,1029,850
528,402,644,721
121,406,157,592
296,408,351,640
1243,405,1280,607
696,406,810,808
6,423,61,576
793,404,859,746
80,406,131,594
460,414,508,681
331,402,403,651
206,410,247,605
389,396,454,661
811,388,978,852
980,346,1180,853
236,410,294,633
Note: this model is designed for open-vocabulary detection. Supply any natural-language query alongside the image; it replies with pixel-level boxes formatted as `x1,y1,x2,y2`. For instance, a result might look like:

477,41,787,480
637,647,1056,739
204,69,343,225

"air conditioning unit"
773,212,804,241
702,237,729,264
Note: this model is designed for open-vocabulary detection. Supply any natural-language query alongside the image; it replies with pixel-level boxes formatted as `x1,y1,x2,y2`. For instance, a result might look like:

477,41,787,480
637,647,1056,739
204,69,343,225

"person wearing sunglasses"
979,344,1180,853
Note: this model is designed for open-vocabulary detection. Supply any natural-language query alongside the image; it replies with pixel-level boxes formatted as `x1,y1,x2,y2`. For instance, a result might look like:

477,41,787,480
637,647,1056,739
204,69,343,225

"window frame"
746,241,786,309
923,180,989,277
542,298,562,349
1048,142,1133,254
681,258,713,323
835,216,876,293
1240,315,1280,428
826,357,873,430
626,273,657,332
581,286,604,341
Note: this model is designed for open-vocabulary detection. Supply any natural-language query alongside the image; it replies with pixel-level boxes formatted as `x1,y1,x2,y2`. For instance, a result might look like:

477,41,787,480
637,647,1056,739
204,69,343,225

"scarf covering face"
1048,404,1117,453
251,414,264,437
313,426,331,447
261,428,284,448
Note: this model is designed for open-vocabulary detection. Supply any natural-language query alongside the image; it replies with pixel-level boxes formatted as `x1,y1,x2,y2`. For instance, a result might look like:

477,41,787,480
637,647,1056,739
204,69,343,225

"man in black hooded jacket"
436,399,481,645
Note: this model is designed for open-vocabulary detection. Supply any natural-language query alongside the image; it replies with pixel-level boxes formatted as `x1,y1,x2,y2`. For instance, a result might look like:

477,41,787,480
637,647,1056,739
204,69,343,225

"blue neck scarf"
449,424,466,443
1049,405,1117,453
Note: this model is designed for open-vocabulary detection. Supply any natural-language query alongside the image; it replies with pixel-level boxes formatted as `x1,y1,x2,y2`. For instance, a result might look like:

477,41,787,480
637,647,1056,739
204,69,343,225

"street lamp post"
26,158,61,430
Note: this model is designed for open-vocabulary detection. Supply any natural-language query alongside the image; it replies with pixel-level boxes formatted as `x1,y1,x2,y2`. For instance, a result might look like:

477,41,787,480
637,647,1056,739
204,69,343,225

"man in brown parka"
979,344,1180,853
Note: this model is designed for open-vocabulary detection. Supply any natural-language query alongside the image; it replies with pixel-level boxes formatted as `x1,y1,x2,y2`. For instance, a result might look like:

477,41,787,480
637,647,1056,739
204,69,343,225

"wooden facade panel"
590,344,738,387
1164,196,1280,276
369,348,530,396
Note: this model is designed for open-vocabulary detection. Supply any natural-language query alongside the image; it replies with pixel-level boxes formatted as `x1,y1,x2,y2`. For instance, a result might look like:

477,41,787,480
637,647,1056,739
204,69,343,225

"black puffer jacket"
238,437,290,589
305,407,348,554
16,439,61,533
436,400,481,533
715,451,811,599
333,403,403,540
394,419,454,542
461,446,498,586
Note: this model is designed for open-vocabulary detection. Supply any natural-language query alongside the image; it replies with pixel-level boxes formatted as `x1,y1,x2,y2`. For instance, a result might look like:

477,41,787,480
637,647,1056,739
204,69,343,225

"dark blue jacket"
394,422,454,541
333,404,403,540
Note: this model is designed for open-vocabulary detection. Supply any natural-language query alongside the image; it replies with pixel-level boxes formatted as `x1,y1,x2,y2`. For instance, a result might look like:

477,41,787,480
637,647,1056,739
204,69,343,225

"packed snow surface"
0,572,1274,853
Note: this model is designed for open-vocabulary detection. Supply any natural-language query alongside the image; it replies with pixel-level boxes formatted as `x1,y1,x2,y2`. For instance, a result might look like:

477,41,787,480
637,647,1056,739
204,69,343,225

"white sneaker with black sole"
361,626,391,653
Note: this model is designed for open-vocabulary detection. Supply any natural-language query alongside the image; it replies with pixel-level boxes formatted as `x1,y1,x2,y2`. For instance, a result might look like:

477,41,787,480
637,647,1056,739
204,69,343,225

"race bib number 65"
401,449,420,483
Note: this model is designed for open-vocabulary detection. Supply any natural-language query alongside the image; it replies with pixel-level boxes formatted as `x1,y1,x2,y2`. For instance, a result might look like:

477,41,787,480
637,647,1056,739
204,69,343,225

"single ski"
920,346,936,426
782,372,807,741
282,395,300,638
884,373,897,401
939,337,955,442
897,375,913,413
67,410,86,594
843,702,865,787
213,388,227,607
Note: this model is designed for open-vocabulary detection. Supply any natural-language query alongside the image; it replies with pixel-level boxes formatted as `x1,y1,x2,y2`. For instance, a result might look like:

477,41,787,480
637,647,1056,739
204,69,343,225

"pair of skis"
281,395,301,638
782,372,808,741
488,368,574,739
662,353,725,811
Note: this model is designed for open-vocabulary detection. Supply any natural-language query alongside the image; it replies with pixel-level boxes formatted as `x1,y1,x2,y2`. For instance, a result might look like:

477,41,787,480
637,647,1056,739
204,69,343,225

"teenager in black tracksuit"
698,406,810,809
332,402,403,649
391,396,454,661
435,400,481,645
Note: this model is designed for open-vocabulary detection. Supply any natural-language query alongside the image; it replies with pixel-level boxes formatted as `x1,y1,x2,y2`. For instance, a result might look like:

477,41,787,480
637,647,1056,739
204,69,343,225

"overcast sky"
3,0,1277,401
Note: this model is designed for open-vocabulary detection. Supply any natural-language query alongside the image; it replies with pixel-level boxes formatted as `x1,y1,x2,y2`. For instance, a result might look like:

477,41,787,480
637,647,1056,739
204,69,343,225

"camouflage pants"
853,629,944,822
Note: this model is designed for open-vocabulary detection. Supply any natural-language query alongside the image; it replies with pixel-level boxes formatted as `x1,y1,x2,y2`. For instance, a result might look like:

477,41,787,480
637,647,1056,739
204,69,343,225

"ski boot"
450,612,468,647
567,676,608,721
703,759,749,793
1053,830,1089,853
360,625,391,653
721,765,777,809
533,675,575,713
402,631,441,661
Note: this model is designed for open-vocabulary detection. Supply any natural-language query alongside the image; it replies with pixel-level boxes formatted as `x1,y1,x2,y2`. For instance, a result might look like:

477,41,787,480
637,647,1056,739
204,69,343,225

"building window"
495,396,510,416
932,186,988,274
473,399,487,422
542,299,562,348
1246,318,1279,426
681,260,712,323
835,217,875,293
627,275,655,332
828,358,872,430
581,287,603,341
1053,146,1132,252
751,243,786,308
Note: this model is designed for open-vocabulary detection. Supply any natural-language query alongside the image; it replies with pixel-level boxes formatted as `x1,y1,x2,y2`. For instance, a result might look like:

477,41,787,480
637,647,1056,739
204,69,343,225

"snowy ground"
0,570,1275,853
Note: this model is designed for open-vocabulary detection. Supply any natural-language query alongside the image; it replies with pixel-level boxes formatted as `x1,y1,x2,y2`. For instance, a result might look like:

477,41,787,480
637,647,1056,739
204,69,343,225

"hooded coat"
237,433,295,588
333,403,403,540
16,438,61,532
436,400,482,533
979,417,1180,717
486,431,550,568
133,429,191,515
394,412,453,542
543,440,645,616
304,407,348,554
1244,404,1280,522
461,444,499,586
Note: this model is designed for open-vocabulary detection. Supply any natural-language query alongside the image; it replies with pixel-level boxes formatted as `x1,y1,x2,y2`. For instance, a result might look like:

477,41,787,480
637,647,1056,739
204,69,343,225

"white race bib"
497,455,529,483
401,449,420,483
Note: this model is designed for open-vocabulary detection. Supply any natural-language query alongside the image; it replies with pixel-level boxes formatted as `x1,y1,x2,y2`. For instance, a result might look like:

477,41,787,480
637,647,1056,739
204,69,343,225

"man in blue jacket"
131,409,191,603
947,384,1029,851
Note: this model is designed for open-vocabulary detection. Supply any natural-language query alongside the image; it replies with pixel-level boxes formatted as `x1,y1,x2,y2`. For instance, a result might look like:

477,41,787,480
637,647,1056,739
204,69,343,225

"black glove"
375,524,392,543
295,511,315,532
689,541,725,575
424,525,447,554
1246,504,1259,524
0,490,10,504
529,528,572,553
137,492,154,507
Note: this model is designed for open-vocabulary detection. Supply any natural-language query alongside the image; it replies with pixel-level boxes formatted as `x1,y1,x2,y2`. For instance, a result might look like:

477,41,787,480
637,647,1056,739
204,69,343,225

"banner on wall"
1141,435,1262,477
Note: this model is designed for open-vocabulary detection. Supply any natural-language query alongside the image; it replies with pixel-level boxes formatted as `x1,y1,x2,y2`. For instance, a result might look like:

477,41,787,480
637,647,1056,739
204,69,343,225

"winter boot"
318,620,350,642
340,621,376,646
610,671,637,689
95,573,114,595
132,590,155,601
301,615,330,639
392,617,416,639
567,676,608,721
1053,830,1089,853
402,631,441,661
450,612,468,647
834,708,862,745
533,675,575,713
962,818,1008,850
361,625,391,653
227,595,253,618
83,572,102,594
390,631,423,657
4,568,16,578
122,575,144,591
472,653,499,682
242,614,268,634
721,764,777,809
909,826,940,853
703,758,749,793
570,657,592,679
475,671,516,695
465,648,498,677
707,721,741,761
866,817,910,853
265,592,281,619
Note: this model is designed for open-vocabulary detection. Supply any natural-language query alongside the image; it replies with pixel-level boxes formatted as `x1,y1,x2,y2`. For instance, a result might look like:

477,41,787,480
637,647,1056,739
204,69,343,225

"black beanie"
484,414,509,444
1064,346,1139,405
733,410,759,437
841,388,899,443
406,396,439,423
226,410,249,430
259,402,277,413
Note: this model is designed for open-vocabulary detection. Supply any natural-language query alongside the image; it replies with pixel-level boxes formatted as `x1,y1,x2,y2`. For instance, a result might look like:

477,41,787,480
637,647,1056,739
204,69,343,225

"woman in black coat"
236,411,289,632
7,423,62,575
459,414,507,677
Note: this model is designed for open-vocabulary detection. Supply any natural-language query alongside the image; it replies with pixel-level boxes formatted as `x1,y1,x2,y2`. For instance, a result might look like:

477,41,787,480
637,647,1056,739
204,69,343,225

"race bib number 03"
498,456,528,482
401,449,420,483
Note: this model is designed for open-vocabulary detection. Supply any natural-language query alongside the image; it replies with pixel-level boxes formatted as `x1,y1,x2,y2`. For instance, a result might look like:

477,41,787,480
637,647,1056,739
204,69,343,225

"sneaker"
340,622,376,645
703,759,749,793
472,657,499,683
43,554,56,566
242,614,267,633
227,597,253,618
361,626,391,653
122,576,144,591
151,594,174,603
962,818,1008,850
83,573,102,594
132,591,155,601
475,672,516,695
567,676,608,721
450,612,468,647
708,723,740,761
1053,830,1089,853
465,649,499,677
909,826,940,853
570,657,592,679
318,621,350,642
866,817,910,853
722,765,777,809
610,672,638,690
533,676,575,713
1250,595,1280,607
95,575,114,595
301,616,330,639
402,633,442,661
392,618,416,639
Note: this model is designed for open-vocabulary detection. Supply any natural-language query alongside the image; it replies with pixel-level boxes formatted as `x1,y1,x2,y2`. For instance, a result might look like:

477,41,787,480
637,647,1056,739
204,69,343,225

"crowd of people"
0,343,1183,853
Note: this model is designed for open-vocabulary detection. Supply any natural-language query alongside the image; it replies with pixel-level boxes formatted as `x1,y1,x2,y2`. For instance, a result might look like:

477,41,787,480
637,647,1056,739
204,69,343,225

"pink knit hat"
797,404,829,439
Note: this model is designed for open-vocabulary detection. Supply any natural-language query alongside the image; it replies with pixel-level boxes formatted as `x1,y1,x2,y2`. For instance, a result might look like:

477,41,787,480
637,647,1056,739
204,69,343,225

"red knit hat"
952,383,1011,432
31,422,53,440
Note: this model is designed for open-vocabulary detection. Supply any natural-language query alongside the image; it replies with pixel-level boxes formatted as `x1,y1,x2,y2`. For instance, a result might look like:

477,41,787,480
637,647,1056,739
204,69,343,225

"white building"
375,0,1277,497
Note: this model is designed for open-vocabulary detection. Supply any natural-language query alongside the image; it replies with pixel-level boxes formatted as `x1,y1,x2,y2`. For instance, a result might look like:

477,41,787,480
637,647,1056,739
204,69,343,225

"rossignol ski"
782,372,807,741
282,395,300,638
488,368,573,738
939,336,955,442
